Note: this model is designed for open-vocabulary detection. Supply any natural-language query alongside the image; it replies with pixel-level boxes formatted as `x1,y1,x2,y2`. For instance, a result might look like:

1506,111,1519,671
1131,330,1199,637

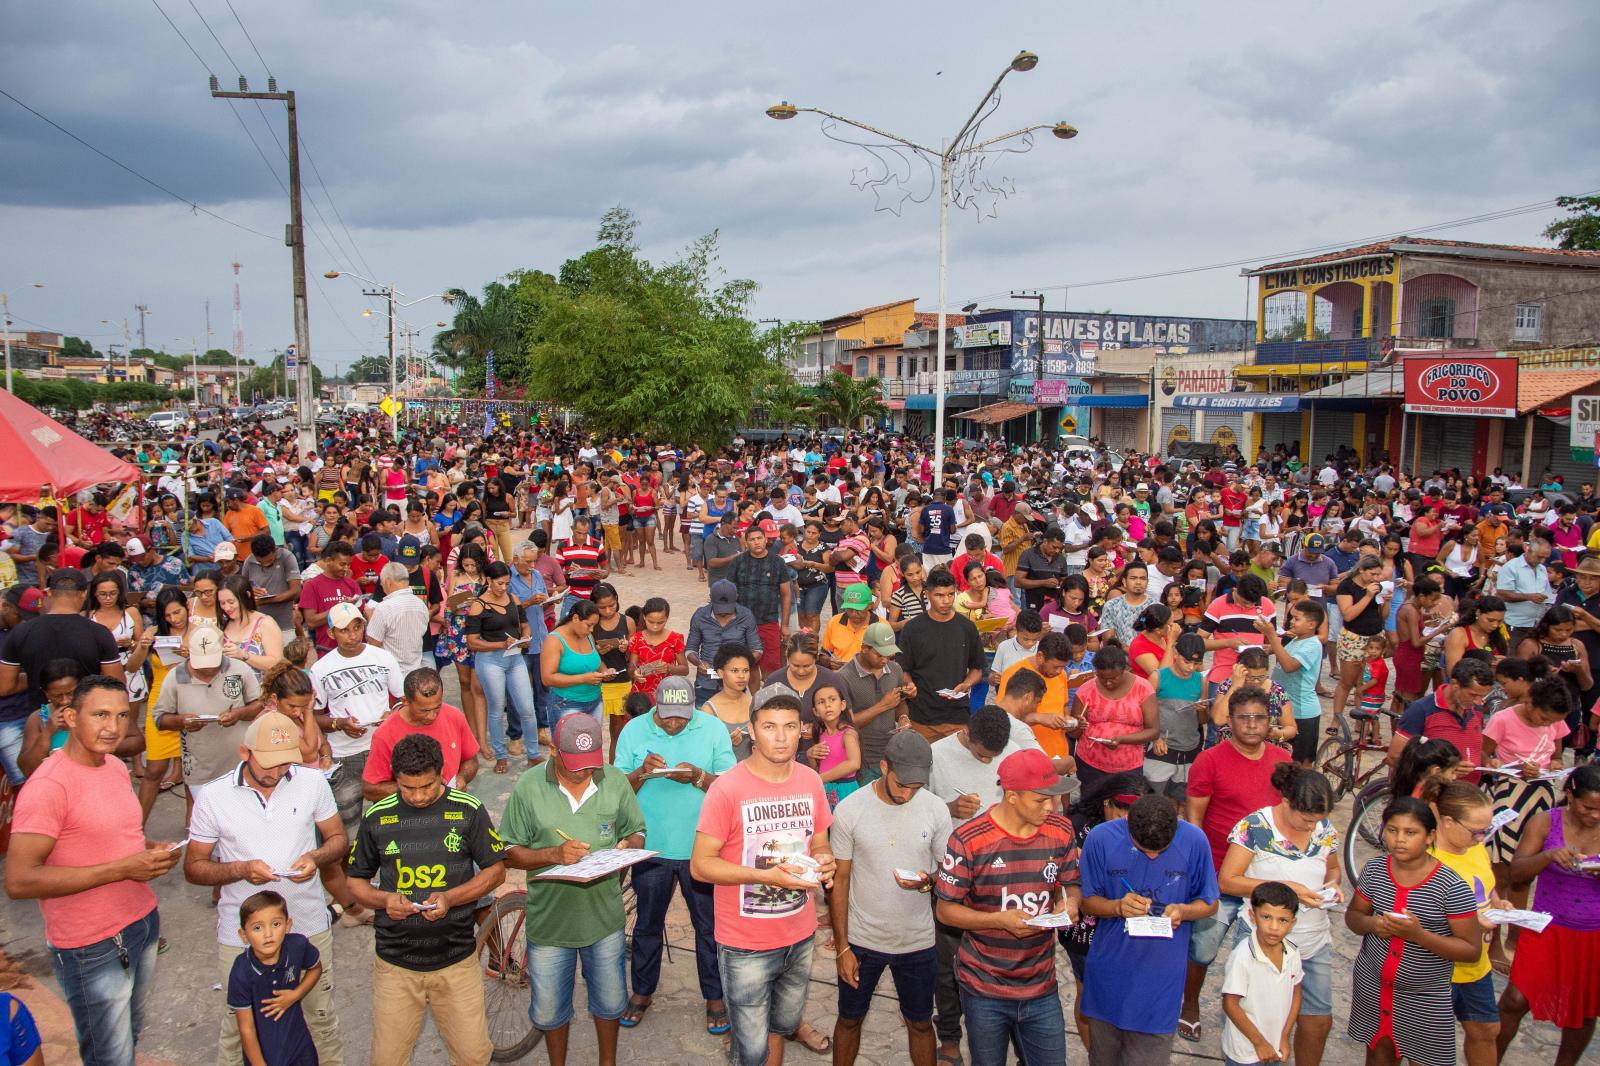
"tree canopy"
1545,194,1600,251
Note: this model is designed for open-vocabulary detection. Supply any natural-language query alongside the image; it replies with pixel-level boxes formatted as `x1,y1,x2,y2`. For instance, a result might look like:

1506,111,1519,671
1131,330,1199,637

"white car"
146,410,188,431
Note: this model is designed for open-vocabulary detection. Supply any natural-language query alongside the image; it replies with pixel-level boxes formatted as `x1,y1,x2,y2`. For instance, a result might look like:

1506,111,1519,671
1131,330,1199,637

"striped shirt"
1200,593,1275,684
556,535,608,600
934,811,1079,1000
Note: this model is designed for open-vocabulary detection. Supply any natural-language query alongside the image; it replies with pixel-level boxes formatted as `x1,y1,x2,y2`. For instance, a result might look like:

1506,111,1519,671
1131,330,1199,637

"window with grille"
1419,298,1456,339
1514,303,1542,342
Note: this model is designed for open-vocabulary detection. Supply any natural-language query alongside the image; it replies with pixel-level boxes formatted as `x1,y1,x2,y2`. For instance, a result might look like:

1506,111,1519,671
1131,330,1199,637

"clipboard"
975,617,1007,634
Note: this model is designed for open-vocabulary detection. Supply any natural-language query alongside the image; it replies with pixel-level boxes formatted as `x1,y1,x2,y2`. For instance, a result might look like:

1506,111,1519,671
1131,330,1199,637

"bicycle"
1315,707,1397,802
476,874,639,1061
1342,774,1391,889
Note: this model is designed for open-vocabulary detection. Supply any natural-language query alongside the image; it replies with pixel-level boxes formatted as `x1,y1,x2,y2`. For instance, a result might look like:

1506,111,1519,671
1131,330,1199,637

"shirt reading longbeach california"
695,760,831,949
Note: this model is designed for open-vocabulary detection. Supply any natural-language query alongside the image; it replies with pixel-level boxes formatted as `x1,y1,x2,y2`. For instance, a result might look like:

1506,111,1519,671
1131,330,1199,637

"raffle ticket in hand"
1483,908,1554,933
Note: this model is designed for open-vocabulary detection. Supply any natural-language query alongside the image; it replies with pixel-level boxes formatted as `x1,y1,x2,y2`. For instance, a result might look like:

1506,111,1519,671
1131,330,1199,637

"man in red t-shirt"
1179,686,1291,1035
362,667,479,799
298,541,361,651
1218,478,1247,549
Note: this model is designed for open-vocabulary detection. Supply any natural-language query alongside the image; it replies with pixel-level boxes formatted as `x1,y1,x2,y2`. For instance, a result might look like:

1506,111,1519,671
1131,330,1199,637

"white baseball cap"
328,602,364,630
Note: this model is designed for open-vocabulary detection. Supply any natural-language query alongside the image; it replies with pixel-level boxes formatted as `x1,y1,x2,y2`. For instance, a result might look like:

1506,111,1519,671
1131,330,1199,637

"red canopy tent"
0,388,141,501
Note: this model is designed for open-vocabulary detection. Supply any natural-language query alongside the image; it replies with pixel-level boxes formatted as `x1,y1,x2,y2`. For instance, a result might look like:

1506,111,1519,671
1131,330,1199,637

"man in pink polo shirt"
5,675,182,1066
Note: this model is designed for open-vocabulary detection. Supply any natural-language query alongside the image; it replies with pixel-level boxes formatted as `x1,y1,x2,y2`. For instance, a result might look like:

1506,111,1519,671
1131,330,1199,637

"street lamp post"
767,51,1076,477
324,271,455,441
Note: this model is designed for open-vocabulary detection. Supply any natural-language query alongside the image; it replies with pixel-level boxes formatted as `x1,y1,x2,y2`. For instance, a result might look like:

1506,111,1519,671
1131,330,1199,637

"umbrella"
0,389,141,502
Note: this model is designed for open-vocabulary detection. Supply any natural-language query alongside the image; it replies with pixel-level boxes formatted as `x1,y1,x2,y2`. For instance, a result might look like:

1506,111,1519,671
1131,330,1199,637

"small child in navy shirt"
229,890,321,1066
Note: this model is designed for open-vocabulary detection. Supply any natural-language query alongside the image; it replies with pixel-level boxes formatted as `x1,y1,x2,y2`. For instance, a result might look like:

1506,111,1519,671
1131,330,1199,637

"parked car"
146,410,187,432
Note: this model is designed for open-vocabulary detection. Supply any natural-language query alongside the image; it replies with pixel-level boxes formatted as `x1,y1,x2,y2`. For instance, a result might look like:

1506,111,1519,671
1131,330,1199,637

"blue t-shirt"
227,933,320,1066
1276,636,1324,721
1080,818,1219,1034
0,993,41,1066
919,503,957,554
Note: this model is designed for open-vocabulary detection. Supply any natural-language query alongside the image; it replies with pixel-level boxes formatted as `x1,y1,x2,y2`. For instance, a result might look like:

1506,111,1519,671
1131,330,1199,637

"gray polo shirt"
838,657,906,771
156,659,262,784
241,548,301,632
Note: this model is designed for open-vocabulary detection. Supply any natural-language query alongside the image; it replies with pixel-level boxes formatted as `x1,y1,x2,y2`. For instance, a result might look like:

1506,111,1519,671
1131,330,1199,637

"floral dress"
435,578,483,666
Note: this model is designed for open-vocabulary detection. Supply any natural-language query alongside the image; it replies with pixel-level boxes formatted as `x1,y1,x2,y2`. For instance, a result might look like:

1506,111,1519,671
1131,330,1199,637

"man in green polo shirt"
613,676,737,1033
501,713,645,1066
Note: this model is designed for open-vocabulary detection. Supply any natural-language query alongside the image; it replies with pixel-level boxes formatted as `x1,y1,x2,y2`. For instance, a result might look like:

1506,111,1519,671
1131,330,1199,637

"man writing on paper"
501,712,646,1066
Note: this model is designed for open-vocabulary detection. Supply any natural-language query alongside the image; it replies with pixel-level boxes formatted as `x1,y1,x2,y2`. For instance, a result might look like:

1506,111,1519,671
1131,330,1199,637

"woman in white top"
1214,763,1341,1063
86,571,149,705
218,574,285,675
1438,525,1481,599
551,476,576,546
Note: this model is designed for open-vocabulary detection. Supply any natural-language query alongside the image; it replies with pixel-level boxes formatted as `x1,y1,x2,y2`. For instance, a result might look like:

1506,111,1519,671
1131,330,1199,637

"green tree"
525,208,791,447
431,274,540,392
1545,194,1600,251
239,354,323,400
59,336,98,359
816,370,887,429
343,355,390,384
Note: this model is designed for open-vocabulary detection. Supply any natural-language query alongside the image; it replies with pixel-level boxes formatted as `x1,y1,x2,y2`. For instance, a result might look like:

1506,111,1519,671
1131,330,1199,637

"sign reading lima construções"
1260,255,1396,293
1402,354,1518,418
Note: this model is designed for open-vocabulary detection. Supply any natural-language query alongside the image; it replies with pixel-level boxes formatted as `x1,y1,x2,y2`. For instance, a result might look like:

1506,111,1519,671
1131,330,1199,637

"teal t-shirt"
1276,636,1324,721
613,711,736,860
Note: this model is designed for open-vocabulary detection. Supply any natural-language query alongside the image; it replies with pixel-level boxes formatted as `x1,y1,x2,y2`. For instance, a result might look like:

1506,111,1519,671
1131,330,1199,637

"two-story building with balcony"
1242,237,1600,481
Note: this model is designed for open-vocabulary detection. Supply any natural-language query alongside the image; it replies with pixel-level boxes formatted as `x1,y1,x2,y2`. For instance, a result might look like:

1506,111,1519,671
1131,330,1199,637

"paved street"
0,534,1565,1064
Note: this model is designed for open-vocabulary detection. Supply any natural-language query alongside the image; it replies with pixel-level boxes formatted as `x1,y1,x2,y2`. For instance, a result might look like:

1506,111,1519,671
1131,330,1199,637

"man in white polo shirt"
365,562,429,677
310,602,406,836
184,711,349,1066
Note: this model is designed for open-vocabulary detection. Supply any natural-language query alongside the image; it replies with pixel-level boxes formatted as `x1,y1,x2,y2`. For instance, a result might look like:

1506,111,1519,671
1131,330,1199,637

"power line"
301,138,378,280
222,0,273,78
0,86,279,242
184,0,243,75
965,190,1600,306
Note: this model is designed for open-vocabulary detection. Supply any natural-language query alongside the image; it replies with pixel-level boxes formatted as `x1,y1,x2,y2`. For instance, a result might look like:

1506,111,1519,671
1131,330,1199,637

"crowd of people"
1,406,1598,1066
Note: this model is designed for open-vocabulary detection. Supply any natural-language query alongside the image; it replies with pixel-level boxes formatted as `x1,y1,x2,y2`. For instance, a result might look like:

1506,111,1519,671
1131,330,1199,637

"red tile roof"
912,311,968,329
1254,236,1600,273
822,298,918,325
1518,369,1600,413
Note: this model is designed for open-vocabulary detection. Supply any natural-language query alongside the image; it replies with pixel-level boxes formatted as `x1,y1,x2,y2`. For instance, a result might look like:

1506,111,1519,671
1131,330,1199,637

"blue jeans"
548,694,600,722
837,944,936,1021
523,653,552,730
959,986,1066,1066
0,716,26,785
631,857,721,1000
284,529,309,570
476,648,540,761
527,928,628,1030
1188,893,1243,966
720,938,813,1066
50,908,160,1066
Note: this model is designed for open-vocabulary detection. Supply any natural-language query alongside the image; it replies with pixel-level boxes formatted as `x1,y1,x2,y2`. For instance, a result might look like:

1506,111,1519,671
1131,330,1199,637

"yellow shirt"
1429,843,1494,983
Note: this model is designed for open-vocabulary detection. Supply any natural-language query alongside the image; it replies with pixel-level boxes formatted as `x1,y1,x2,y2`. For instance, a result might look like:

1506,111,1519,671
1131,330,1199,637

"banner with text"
1403,354,1518,418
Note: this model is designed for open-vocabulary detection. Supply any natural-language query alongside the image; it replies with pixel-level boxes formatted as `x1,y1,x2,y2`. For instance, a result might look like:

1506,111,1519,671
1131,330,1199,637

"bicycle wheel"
1317,736,1355,801
477,892,542,1062
1343,782,1390,890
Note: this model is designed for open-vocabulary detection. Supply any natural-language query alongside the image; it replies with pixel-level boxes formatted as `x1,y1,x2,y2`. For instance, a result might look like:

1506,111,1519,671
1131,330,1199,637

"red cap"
16,588,44,614
995,749,1075,796
757,518,780,538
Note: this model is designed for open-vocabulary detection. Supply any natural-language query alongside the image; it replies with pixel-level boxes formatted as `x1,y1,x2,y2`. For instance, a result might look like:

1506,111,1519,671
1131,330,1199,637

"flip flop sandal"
1177,1018,1203,1042
705,1003,731,1035
936,1048,964,1066
788,1022,831,1054
619,996,651,1028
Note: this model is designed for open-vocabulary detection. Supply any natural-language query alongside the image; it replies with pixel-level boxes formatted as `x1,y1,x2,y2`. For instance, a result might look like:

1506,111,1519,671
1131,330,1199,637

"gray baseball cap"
653,676,696,719
884,730,933,786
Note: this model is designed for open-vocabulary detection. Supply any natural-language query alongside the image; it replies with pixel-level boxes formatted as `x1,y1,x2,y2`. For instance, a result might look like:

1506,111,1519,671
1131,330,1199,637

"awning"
903,395,937,410
1235,361,1372,377
1517,370,1600,414
956,401,1037,425
1075,393,1148,409
1172,393,1301,412
1299,369,1404,401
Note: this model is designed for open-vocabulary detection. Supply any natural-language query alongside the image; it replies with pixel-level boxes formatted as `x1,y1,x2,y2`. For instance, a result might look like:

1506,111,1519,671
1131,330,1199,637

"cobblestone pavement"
0,534,1564,1063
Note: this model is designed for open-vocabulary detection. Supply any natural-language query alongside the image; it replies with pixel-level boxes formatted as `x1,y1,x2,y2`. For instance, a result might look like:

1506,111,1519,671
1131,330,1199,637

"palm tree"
430,282,522,393
817,370,887,430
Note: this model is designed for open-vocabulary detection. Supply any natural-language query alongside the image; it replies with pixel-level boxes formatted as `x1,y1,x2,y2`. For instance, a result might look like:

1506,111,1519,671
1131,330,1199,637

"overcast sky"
3,0,1597,374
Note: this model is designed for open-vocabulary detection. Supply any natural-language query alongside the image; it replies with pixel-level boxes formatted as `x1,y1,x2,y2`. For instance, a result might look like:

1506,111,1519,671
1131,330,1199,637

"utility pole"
121,319,131,379
134,304,149,349
211,76,314,456
232,261,245,405
191,337,200,405
1011,289,1046,441
364,285,397,441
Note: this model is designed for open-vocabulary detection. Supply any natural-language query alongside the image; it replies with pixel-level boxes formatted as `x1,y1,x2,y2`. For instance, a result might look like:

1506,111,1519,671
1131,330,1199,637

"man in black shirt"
1014,528,1069,612
0,568,124,706
346,734,506,1066
897,569,986,743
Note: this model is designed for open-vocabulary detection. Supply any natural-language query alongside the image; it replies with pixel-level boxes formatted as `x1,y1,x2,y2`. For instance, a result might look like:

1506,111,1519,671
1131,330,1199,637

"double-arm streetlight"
768,49,1076,476
324,270,456,440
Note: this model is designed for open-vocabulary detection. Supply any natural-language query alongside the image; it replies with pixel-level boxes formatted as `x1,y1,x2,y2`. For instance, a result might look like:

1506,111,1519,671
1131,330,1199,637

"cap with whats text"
840,583,874,611
212,542,238,560
188,624,224,669
556,712,605,771
653,675,696,719
861,621,900,656
883,729,932,786
710,579,738,611
244,710,303,769
328,602,364,630
996,748,1077,796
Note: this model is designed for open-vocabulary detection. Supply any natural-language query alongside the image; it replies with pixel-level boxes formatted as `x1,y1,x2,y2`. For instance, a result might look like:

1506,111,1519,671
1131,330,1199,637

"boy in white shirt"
1221,882,1303,1066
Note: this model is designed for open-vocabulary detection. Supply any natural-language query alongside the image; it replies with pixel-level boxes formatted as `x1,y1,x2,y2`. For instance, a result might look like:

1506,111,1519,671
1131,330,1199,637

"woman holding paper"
1496,764,1600,1066
467,561,539,774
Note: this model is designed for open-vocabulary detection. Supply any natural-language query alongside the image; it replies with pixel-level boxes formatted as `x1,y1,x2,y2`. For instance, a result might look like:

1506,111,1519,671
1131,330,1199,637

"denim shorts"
720,938,813,1066
1452,972,1499,1023
1187,894,1243,966
527,928,628,1030
836,944,936,1022
1298,944,1332,1017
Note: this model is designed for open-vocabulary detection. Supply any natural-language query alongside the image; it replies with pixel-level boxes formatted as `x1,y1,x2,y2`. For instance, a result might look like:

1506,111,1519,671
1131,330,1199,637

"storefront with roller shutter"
1203,411,1248,457
1161,409,1196,455
1304,410,1355,464
1502,416,1598,489
1412,415,1479,476
1259,412,1301,454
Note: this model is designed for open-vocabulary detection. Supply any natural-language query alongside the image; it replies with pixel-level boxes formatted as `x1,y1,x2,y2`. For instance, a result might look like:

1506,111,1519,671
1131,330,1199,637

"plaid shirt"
728,550,795,624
